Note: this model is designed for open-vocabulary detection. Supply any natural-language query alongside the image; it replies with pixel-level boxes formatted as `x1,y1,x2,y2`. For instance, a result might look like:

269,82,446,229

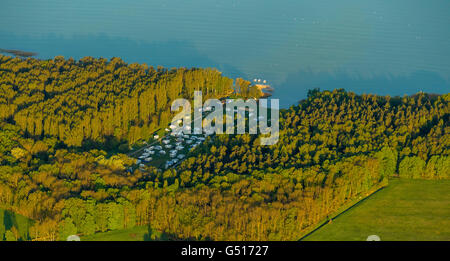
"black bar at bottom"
0,241,447,259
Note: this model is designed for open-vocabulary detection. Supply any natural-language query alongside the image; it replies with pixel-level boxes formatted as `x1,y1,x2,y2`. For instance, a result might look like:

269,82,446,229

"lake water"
1,0,449,107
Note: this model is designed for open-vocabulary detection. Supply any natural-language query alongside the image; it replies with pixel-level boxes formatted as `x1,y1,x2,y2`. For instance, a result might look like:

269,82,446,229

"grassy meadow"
303,179,450,241
0,208,33,241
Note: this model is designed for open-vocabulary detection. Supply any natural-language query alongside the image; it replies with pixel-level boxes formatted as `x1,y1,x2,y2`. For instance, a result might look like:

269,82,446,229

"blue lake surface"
1,0,449,107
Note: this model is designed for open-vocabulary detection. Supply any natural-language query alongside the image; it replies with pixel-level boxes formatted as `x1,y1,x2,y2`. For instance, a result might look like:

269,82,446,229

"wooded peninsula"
0,55,448,241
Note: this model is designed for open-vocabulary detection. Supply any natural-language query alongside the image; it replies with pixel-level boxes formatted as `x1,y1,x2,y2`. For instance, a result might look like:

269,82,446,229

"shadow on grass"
143,226,211,241
299,185,387,241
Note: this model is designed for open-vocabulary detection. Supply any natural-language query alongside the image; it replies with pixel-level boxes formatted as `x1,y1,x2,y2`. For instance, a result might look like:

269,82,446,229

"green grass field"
81,226,151,241
303,179,450,241
0,208,33,241
81,225,175,241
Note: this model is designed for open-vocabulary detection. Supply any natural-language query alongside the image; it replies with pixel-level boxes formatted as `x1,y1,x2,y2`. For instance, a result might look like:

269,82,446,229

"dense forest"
0,54,236,148
0,55,448,241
